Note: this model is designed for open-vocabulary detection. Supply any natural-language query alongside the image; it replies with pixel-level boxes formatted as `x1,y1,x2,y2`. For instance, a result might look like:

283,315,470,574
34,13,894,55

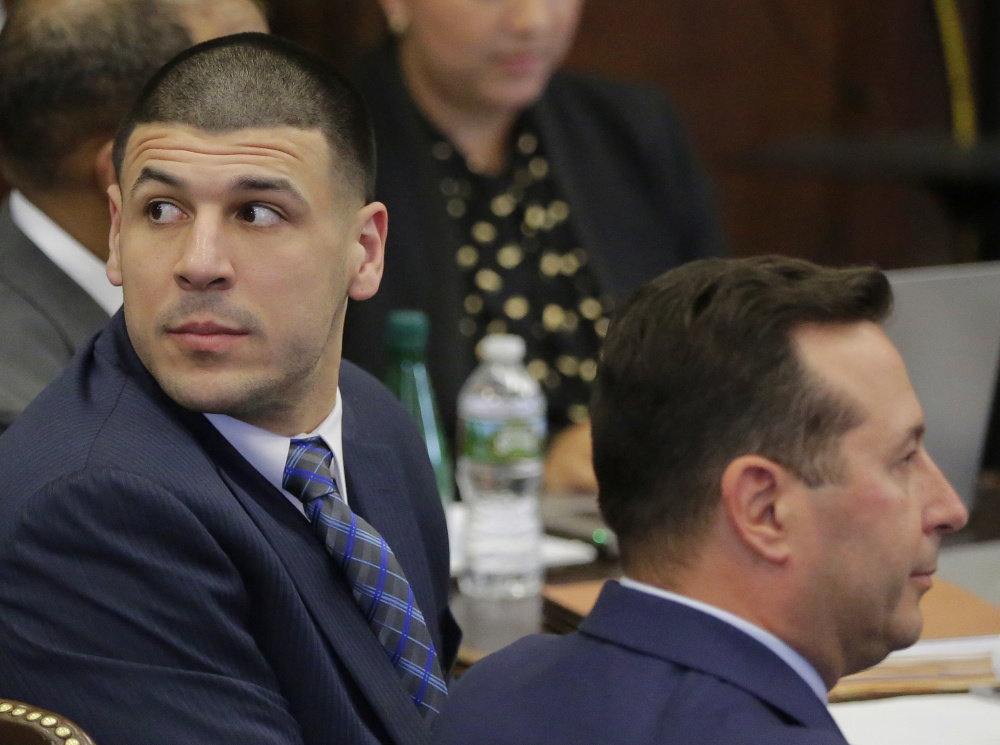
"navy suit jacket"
433,581,847,745
0,312,460,745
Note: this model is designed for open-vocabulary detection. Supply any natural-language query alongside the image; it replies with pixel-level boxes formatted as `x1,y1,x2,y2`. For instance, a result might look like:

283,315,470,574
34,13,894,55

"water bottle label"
459,416,545,463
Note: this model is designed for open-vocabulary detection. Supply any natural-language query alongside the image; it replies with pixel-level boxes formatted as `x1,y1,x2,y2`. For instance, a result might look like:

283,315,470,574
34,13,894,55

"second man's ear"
719,454,796,564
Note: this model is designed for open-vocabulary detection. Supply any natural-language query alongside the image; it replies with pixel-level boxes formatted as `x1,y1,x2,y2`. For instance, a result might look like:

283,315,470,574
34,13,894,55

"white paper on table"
829,693,1000,745
886,635,1000,661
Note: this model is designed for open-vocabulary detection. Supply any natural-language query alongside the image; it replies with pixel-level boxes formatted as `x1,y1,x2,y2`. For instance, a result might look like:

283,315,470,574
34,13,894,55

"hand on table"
544,419,598,495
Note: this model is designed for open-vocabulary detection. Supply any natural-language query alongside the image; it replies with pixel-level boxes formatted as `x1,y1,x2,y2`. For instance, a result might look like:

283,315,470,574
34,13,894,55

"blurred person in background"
345,0,724,494
0,0,268,433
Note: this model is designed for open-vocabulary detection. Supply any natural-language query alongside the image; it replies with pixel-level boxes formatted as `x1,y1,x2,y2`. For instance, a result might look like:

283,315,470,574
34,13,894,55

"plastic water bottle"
383,310,454,503
456,334,546,600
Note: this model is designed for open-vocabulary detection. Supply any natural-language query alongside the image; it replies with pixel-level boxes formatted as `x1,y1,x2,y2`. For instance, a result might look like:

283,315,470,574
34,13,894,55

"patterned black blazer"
344,43,725,437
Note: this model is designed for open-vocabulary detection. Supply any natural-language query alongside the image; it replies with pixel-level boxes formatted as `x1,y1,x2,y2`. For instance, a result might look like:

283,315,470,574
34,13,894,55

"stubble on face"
121,238,344,428
113,124,365,435
793,322,947,682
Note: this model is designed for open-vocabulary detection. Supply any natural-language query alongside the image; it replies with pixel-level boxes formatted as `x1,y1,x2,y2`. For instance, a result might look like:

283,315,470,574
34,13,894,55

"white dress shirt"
206,390,348,516
9,190,123,315
619,576,829,702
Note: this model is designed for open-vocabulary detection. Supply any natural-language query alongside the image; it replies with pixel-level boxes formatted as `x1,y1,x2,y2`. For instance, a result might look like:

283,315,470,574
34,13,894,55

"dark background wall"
269,0,981,270
0,0,976,268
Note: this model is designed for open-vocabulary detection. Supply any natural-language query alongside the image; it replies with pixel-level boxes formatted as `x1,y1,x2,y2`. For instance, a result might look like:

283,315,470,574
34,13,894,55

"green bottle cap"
386,310,429,352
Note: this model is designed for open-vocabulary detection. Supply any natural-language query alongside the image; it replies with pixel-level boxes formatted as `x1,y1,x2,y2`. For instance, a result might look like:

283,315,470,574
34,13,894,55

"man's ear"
719,455,796,564
348,201,387,301
94,139,116,192
106,184,124,287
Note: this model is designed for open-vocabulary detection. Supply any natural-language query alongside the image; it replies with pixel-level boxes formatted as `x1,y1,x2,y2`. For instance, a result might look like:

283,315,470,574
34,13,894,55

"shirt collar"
619,576,829,703
9,190,123,315
205,389,347,515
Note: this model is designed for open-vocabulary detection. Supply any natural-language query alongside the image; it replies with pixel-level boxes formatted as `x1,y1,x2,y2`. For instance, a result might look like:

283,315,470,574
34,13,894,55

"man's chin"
887,608,925,655
156,372,269,419
844,609,924,678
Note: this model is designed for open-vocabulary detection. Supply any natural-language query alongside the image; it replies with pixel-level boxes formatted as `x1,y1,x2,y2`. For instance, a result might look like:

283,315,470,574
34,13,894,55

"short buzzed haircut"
592,256,892,567
113,32,376,202
0,0,192,189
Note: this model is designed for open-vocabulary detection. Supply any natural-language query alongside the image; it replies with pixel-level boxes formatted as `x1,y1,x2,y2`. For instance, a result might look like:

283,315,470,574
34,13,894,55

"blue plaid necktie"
283,437,447,720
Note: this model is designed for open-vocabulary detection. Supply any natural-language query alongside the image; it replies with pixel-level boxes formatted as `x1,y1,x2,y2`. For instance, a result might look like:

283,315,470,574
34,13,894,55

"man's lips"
167,320,249,352
170,321,246,335
498,51,546,76
910,567,936,590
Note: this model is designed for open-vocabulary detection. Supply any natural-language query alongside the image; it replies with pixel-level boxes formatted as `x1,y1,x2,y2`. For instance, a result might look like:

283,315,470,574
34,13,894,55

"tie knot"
283,436,339,505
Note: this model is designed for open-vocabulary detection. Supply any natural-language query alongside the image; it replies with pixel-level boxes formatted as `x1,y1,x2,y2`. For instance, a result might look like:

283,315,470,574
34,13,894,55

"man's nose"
924,451,969,535
173,214,234,292
507,0,552,34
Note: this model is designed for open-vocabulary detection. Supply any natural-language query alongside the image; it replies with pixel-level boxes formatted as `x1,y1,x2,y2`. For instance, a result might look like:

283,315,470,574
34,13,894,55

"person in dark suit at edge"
0,32,459,745
0,0,268,433
433,256,968,744
345,0,724,495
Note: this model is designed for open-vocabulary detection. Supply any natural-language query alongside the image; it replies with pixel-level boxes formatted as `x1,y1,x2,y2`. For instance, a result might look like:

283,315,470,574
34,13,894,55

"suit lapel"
531,83,688,301
197,422,432,745
581,582,844,735
0,200,110,351
530,95,607,291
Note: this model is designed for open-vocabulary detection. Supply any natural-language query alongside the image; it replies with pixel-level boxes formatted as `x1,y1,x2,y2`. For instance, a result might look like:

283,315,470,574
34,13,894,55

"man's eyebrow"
231,176,307,205
130,166,185,198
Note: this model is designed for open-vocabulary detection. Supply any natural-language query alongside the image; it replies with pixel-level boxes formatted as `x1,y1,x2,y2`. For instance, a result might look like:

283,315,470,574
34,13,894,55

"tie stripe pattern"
283,437,447,719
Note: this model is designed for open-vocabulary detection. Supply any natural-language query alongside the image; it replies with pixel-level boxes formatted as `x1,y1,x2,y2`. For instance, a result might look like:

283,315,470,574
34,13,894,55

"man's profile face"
793,321,967,678
107,123,385,434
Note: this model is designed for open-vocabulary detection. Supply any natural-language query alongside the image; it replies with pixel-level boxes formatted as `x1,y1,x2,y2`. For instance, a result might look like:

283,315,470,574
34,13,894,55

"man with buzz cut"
0,33,459,745
433,256,968,744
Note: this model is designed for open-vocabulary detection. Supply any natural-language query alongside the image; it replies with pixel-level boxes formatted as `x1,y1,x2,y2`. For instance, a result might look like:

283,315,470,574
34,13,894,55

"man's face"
793,321,967,680
393,0,583,116
107,124,385,435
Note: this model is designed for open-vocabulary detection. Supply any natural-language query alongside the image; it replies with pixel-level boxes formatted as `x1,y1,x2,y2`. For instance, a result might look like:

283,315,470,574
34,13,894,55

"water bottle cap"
386,310,429,352
478,333,526,363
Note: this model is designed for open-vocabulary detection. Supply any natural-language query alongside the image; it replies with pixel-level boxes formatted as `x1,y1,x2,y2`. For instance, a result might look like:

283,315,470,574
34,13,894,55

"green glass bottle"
383,310,455,503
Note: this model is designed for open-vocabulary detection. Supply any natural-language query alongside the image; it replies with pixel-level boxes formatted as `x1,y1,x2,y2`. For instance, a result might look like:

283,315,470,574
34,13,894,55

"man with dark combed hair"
434,256,968,745
0,0,267,433
0,32,459,745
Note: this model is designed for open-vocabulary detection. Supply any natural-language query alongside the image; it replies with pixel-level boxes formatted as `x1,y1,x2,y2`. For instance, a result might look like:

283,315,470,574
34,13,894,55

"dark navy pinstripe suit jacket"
0,311,460,745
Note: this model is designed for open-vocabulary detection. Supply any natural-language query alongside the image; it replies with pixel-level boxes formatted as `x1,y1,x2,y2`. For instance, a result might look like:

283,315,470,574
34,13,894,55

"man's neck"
19,185,112,262
630,554,843,690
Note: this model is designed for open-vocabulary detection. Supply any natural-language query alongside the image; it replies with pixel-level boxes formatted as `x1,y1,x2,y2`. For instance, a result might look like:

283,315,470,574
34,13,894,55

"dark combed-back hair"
0,0,192,189
112,32,376,202
592,256,892,567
